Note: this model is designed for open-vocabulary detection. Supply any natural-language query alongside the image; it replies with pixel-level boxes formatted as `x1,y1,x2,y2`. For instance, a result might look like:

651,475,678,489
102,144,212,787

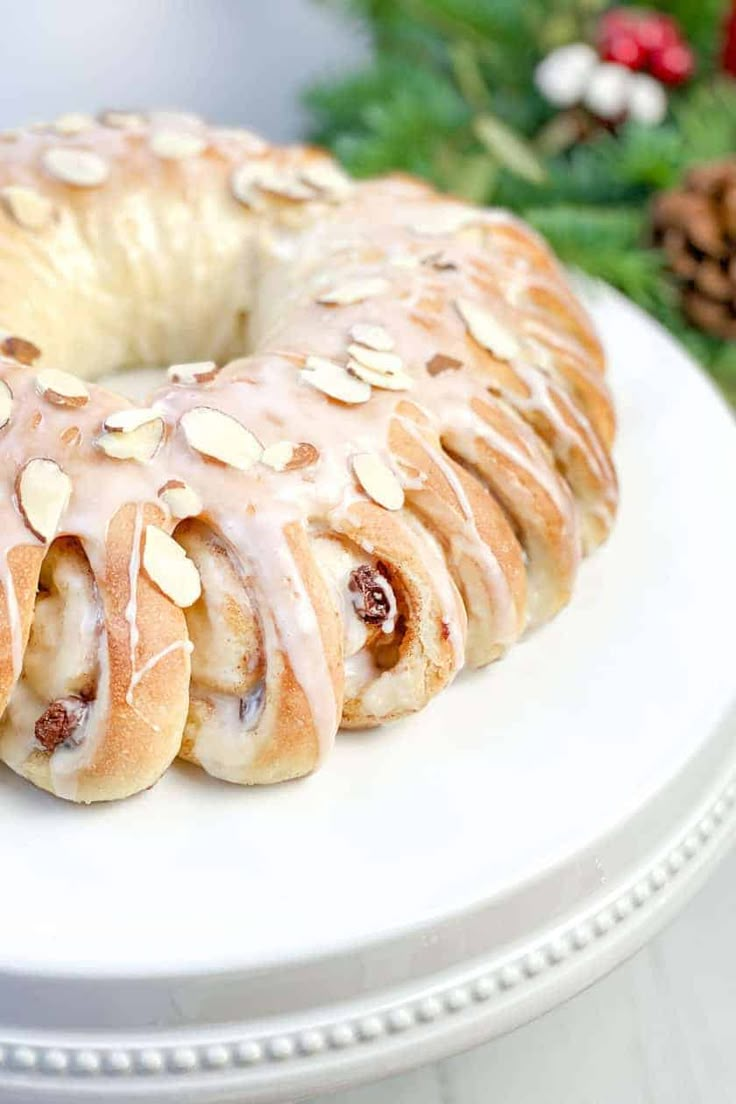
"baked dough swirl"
0,111,617,801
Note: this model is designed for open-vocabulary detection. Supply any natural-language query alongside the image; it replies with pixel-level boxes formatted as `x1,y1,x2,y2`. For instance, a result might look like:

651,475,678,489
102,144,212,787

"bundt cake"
0,111,617,802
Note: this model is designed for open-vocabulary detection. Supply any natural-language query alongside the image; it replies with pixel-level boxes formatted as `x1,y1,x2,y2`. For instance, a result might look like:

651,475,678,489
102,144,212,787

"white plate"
0,286,734,1103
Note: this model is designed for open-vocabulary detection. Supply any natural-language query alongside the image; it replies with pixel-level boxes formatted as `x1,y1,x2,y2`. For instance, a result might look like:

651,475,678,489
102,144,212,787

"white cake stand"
0,286,734,1104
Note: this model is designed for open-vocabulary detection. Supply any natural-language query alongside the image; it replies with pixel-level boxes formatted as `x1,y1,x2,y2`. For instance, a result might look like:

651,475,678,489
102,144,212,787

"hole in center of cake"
96,364,171,403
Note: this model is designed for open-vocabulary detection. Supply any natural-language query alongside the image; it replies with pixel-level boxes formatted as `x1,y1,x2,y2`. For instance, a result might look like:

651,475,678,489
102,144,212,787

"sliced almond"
457,224,485,248
149,130,207,160
349,323,394,352
288,442,320,470
60,425,81,448
455,297,520,362
53,112,95,136
98,408,164,462
99,110,146,130
36,368,89,408
299,160,353,200
0,379,12,428
16,458,72,542
167,361,220,385
347,359,412,391
391,253,421,268
261,440,319,472
42,148,109,187
347,344,412,390
352,453,404,511
230,163,265,206
180,406,262,470
301,356,371,405
158,479,202,520
259,168,315,201
213,127,268,153
231,162,314,204
1,335,41,364
0,186,54,230
103,408,162,432
142,525,201,608
260,440,295,472
426,352,463,376
409,207,474,236
316,277,390,306
347,344,404,376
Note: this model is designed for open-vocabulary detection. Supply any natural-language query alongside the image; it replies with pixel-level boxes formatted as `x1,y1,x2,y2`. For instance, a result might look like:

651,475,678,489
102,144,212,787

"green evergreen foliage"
305,0,736,395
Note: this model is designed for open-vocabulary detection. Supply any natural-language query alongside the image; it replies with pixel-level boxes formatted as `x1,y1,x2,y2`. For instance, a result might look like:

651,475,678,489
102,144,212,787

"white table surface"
313,843,736,1104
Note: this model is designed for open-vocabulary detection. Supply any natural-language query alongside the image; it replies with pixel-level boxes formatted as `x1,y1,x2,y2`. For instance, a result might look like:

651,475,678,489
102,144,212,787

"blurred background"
0,0,365,139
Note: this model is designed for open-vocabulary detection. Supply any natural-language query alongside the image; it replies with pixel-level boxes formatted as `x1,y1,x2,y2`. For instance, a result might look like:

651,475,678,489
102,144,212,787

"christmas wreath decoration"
306,0,736,400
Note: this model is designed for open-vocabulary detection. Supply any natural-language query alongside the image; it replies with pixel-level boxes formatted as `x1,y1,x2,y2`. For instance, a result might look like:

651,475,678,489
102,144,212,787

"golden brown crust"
7,504,190,802
0,545,44,714
176,519,264,696
78,503,190,798
389,402,525,666
248,522,343,781
442,394,579,623
334,502,466,727
180,520,343,784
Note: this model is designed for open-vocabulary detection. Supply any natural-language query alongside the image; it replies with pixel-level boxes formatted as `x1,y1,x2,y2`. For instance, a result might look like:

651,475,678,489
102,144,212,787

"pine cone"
652,158,736,341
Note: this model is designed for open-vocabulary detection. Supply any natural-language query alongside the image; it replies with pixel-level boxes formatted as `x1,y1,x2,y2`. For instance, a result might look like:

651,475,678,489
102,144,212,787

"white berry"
534,43,598,108
583,62,633,120
626,73,668,127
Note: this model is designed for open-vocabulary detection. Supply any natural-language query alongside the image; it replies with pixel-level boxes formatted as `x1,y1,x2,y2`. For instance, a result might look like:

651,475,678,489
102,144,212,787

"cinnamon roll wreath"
0,111,617,801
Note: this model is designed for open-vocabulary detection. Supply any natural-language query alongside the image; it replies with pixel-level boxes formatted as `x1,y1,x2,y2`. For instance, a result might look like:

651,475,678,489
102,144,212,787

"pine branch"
306,58,471,183
671,79,736,166
522,205,663,304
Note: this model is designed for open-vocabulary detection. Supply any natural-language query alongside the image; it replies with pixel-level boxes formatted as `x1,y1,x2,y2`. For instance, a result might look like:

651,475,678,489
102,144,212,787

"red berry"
602,32,648,70
598,7,636,50
723,5,736,78
650,42,694,85
599,8,636,38
634,14,680,55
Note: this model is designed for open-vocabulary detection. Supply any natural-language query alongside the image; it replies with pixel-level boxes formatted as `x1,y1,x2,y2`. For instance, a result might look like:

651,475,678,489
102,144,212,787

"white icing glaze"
127,639,194,705
314,537,370,657
374,574,397,635
396,414,518,648
217,509,339,764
